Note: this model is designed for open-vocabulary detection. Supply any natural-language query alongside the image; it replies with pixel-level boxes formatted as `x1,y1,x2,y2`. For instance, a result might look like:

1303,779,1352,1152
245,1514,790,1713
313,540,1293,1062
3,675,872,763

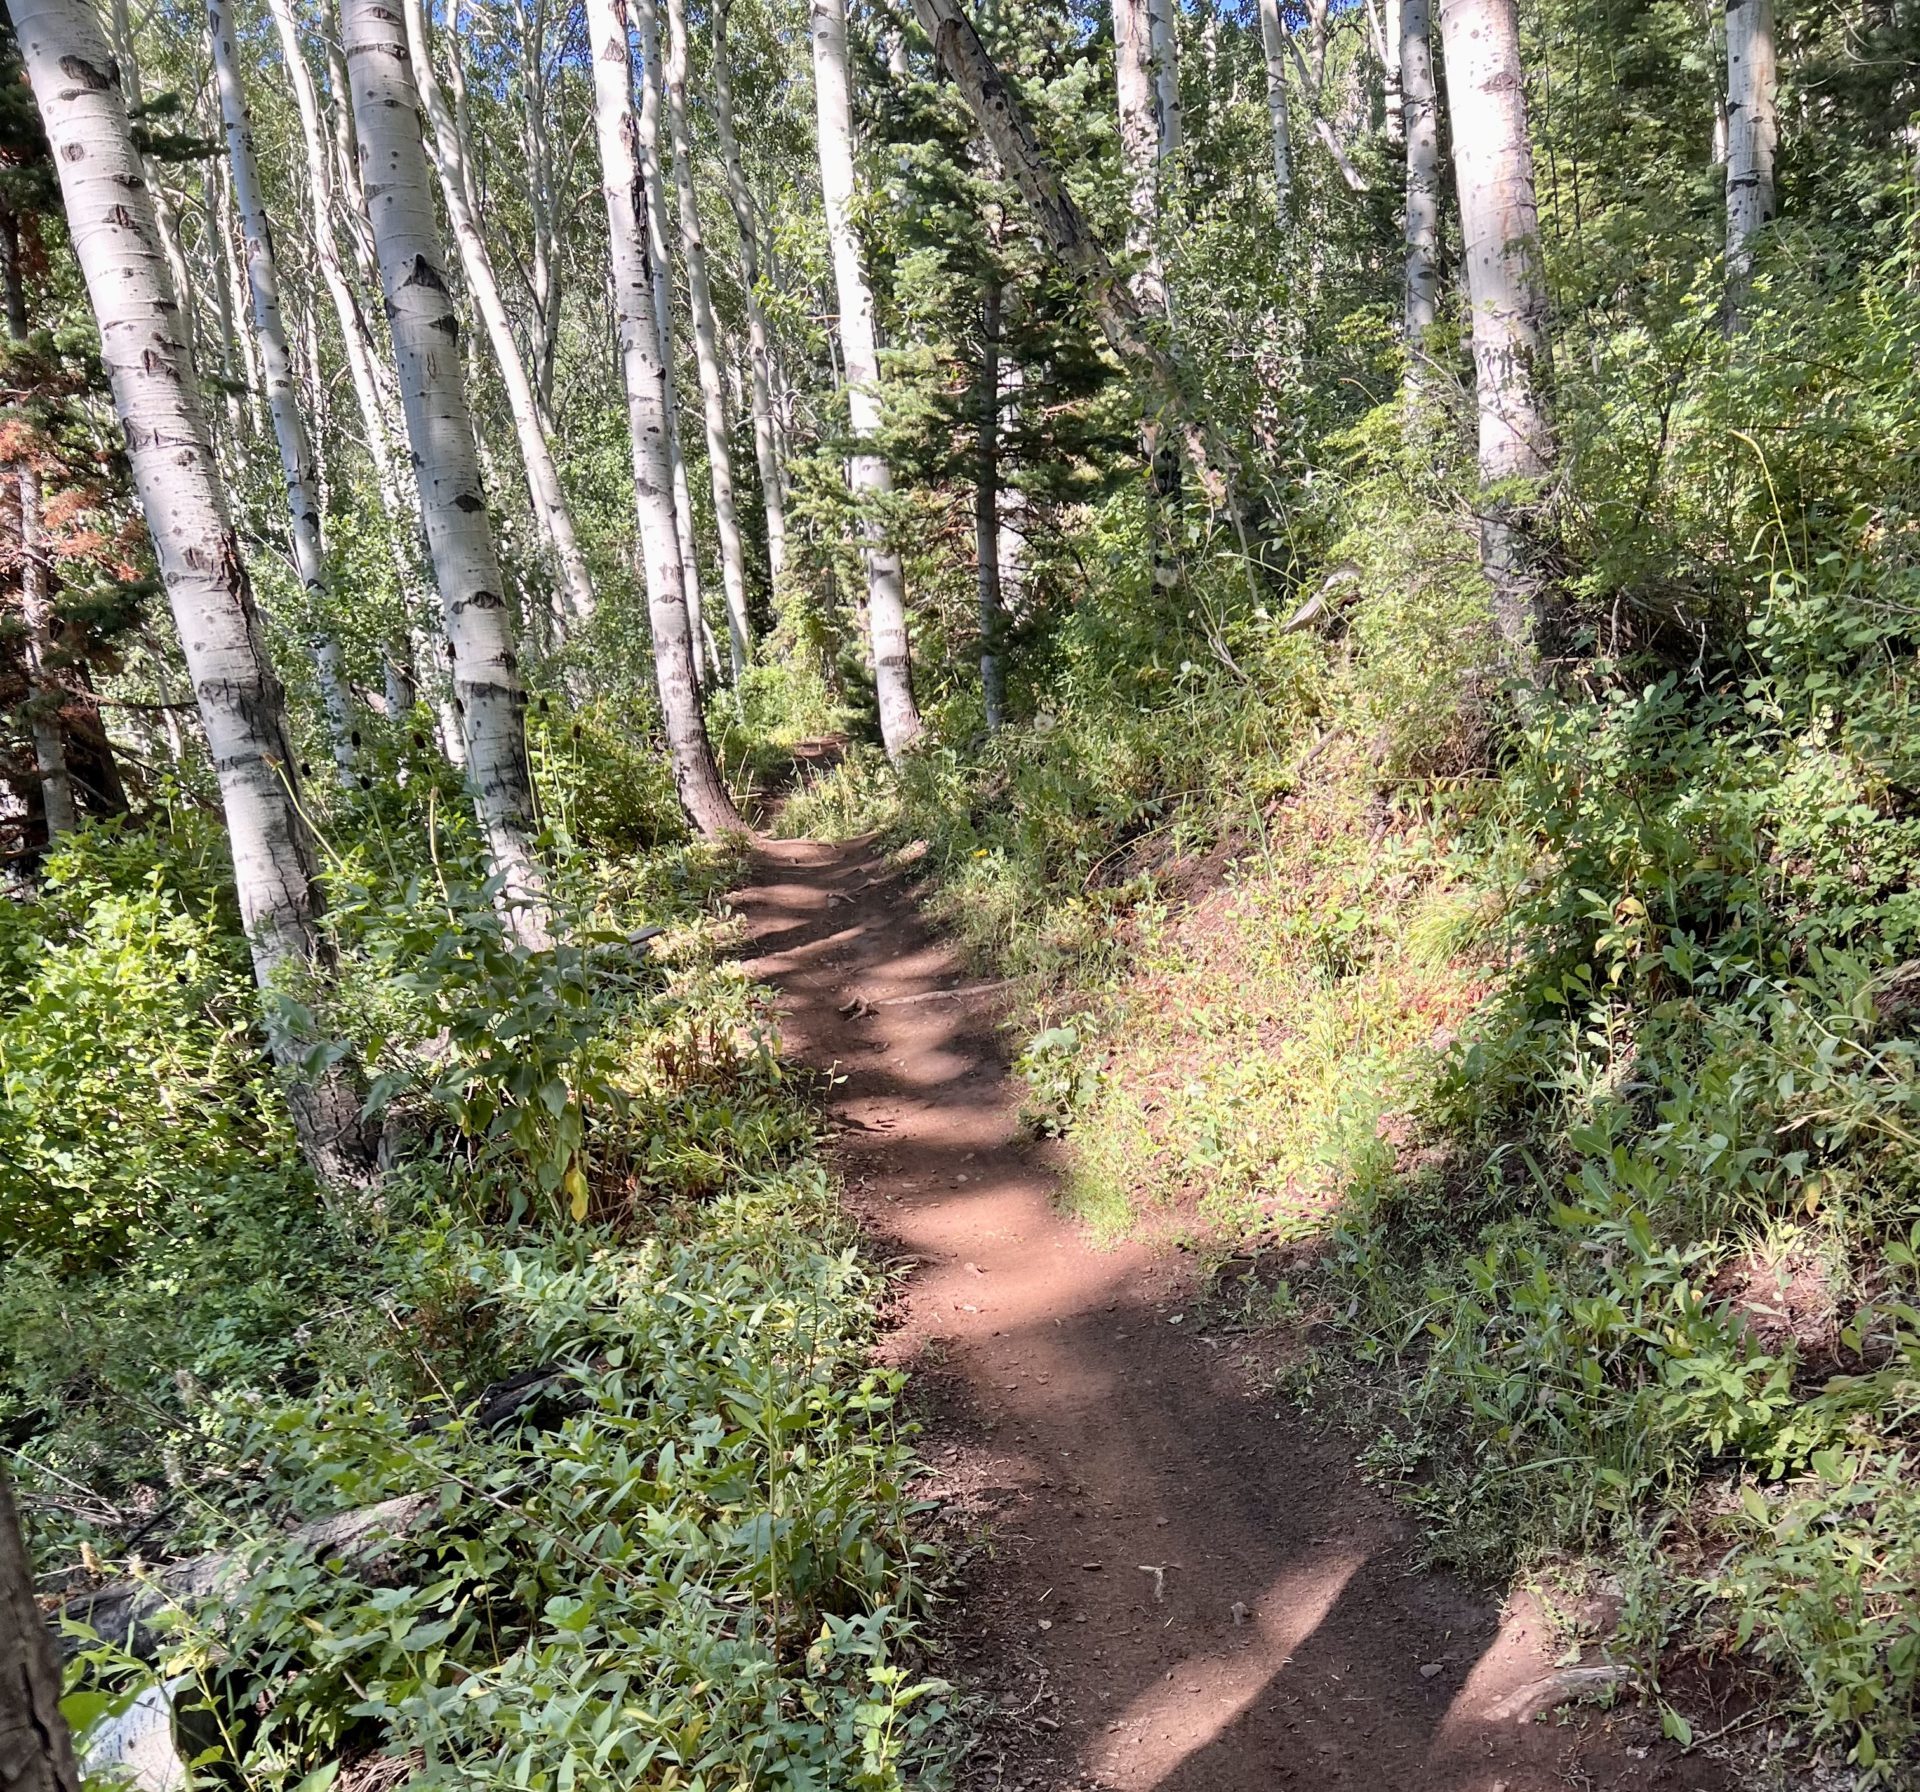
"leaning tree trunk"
0,1467,79,1792
975,279,1006,730
633,0,714,651
711,0,788,591
209,0,357,775
911,0,1237,526
582,0,741,836
664,0,755,681
398,0,597,636
13,0,375,1179
1724,0,1775,329
1255,0,1294,214
1436,0,1555,666
343,0,551,937
811,0,922,760
1401,0,1440,398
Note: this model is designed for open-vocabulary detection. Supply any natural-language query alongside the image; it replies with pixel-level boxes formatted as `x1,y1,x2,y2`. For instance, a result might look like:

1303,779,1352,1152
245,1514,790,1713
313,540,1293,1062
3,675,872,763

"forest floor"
734,829,1733,1792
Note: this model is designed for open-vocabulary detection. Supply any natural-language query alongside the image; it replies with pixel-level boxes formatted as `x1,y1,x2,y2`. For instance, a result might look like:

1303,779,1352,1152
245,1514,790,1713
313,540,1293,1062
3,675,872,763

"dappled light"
3,0,1915,1778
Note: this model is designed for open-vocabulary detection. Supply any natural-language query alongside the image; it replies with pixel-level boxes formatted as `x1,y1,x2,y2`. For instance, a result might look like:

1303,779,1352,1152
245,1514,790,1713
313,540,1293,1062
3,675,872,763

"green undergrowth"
778,413,1920,1776
1,760,948,1792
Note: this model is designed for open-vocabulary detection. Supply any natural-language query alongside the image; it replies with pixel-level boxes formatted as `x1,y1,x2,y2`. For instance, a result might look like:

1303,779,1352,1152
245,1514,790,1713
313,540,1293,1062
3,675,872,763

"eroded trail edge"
735,835,1718,1792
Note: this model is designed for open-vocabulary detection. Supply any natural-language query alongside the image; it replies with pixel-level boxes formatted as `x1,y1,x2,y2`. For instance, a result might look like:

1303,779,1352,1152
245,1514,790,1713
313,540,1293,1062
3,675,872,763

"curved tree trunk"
15,0,374,1179
582,0,740,836
710,0,788,592
1724,0,1775,329
664,0,754,680
811,0,921,759
343,0,551,938
1437,0,1555,667
209,0,357,775
1400,0,1440,395
398,0,597,634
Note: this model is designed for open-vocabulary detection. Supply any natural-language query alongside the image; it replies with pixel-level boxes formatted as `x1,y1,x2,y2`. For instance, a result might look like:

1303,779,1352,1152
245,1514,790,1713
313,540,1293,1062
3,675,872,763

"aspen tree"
1436,0,1556,663
975,279,1006,729
710,0,788,590
633,0,715,645
14,0,374,1175
664,0,754,677
399,0,597,633
582,0,741,834
1401,0,1440,393
1256,0,1294,213
208,0,357,772
1724,0,1776,327
343,0,551,936
811,0,921,758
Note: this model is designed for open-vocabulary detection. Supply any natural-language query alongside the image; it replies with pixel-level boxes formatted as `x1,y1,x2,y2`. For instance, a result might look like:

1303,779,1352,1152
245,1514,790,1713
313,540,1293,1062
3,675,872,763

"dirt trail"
736,834,1726,1792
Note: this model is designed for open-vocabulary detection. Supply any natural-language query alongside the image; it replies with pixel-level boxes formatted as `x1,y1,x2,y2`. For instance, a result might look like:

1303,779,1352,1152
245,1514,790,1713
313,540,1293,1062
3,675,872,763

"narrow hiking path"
735,834,1728,1792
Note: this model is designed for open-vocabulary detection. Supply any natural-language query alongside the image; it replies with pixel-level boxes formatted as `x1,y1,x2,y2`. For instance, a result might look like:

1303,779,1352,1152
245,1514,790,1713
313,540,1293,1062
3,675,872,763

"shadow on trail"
732,834,1724,1792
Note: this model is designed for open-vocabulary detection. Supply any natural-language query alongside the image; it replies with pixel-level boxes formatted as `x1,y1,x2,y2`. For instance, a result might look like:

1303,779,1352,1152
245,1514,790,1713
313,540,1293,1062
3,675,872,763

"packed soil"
735,833,1732,1792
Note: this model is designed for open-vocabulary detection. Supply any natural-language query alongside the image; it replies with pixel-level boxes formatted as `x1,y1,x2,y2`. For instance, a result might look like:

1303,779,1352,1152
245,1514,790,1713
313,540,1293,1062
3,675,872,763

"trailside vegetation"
2,0,1919,1782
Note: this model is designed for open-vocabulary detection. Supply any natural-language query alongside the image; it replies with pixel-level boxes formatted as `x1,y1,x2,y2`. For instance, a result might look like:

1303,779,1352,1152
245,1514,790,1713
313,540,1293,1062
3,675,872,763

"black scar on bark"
402,255,448,293
106,205,139,230
467,590,507,610
58,55,118,91
452,492,485,513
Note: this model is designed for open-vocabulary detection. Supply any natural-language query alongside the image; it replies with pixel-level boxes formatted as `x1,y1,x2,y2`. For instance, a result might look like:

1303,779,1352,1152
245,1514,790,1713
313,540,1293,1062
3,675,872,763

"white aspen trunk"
1256,0,1294,214
583,0,740,835
511,0,563,411
1383,0,1404,144
199,170,246,439
664,0,754,680
17,0,372,1176
266,0,443,746
632,0,712,635
1724,0,1775,327
321,0,378,285
343,0,551,936
811,0,922,758
1146,0,1181,166
398,0,597,632
1401,0,1440,387
265,0,401,483
975,280,1005,729
210,157,266,434
1112,0,1162,294
997,355,1027,624
1111,0,1181,591
1436,0,1555,662
209,0,357,775
711,0,788,590
19,470,77,836
1284,32,1372,190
